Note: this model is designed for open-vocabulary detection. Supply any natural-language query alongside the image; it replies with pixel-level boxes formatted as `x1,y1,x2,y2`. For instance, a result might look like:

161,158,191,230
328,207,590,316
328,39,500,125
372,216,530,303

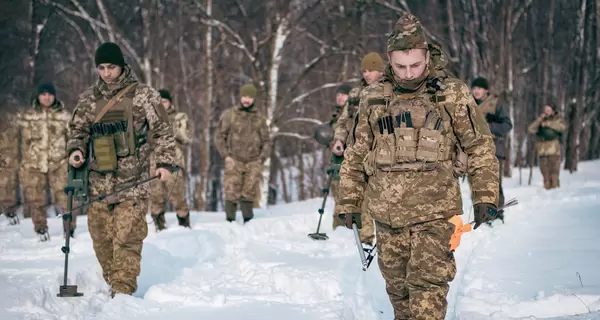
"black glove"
473,203,498,229
339,213,361,229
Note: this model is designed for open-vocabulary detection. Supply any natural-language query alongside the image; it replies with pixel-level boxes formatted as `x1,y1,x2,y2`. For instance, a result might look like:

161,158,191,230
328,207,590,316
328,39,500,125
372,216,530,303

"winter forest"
1,0,599,211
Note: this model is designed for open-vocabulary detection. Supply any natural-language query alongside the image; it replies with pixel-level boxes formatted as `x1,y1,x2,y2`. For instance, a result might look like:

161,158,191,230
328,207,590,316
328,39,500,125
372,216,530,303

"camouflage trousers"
88,200,147,295
539,155,560,189
0,168,18,216
223,158,262,202
19,165,75,232
331,179,375,244
376,218,456,320
150,171,188,217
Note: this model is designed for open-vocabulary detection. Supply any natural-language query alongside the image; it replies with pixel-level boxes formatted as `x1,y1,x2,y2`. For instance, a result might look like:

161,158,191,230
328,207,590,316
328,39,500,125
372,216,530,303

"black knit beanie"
95,42,125,67
36,83,56,96
159,89,172,102
471,77,489,90
336,84,352,95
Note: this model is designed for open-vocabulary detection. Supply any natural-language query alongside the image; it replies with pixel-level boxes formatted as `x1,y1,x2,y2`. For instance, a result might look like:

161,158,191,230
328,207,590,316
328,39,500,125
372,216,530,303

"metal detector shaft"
61,190,74,287
57,175,160,218
314,172,334,232
352,223,368,270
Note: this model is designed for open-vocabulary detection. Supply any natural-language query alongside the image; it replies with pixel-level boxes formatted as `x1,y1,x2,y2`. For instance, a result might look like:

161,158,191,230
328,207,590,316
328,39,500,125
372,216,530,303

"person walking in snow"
336,14,500,320
149,89,191,231
67,42,178,297
0,108,20,225
214,83,271,223
527,103,566,189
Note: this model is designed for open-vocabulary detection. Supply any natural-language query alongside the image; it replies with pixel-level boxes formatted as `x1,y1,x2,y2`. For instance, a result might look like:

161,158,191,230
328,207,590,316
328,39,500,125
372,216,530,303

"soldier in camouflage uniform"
150,89,191,230
331,52,385,245
471,77,513,222
336,14,500,320
0,109,20,225
327,84,351,229
17,83,74,240
67,42,177,297
214,83,270,223
527,104,566,189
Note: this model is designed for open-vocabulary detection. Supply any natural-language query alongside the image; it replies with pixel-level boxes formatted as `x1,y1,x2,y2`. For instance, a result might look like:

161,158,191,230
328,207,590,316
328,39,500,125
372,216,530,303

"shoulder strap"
383,83,393,102
93,83,138,123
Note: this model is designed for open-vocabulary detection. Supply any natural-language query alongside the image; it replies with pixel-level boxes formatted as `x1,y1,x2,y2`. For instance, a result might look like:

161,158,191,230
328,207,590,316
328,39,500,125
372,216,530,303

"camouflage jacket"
337,72,499,228
334,83,365,145
151,107,191,168
214,105,270,163
477,94,513,160
17,99,69,173
0,111,20,170
66,65,177,202
527,112,566,157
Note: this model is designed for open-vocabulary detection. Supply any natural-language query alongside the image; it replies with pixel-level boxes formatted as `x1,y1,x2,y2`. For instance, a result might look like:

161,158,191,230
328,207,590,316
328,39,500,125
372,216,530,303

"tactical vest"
363,79,460,174
90,83,138,172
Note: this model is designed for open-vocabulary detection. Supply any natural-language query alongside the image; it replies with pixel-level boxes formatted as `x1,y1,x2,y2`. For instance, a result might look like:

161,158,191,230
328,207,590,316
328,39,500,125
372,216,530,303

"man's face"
388,49,429,80
543,105,554,116
161,98,172,110
363,70,384,85
96,63,122,84
471,86,488,100
240,96,254,107
336,93,348,106
38,92,55,108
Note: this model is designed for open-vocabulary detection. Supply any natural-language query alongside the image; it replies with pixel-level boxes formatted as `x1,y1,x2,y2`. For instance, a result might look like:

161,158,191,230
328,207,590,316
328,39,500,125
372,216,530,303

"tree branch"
272,132,312,140
283,117,324,126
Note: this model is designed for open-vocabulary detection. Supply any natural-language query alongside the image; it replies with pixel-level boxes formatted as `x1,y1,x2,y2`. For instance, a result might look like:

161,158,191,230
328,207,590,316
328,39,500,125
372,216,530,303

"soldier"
66,42,177,297
328,84,351,229
527,103,566,189
17,83,74,240
0,109,20,225
149,89,191,231
471,77,513,222
336,14,499,320
331,52,385,245
214,83,270,223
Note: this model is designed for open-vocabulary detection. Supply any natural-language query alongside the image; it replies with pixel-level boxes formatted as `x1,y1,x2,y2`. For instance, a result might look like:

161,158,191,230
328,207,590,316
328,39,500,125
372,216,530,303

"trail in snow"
1,161,600,319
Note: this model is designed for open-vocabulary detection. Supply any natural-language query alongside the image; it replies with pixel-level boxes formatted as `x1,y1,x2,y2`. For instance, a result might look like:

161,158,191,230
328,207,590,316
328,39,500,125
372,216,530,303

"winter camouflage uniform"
67,46,177,296
336,14,499,320
150,95,191,230
472,81,513,218
0,112,20,224
527,111,566,189
215,84,270,222
18,97,73,236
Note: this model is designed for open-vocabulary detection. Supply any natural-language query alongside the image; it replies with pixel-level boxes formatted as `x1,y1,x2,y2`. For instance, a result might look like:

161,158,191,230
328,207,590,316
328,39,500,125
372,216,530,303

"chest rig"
364,79,458,174
90,83,138,172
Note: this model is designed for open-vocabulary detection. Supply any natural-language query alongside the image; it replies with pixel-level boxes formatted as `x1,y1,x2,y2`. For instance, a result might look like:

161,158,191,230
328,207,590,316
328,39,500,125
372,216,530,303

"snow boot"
240,200,254,224
6,211,19,225
177,212,191,228
37,228,50,242
225,200,237,222
151,212,167,231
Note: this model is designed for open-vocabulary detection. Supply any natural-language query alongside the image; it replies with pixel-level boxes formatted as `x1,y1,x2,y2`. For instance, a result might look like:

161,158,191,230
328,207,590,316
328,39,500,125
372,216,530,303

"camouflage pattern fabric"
333,85,364,145
539,155,561,189
214,106,271,163
527,113,566,157
376,219,456,320
223,157,262,202
387,14,428,52
18,169,48,232
67,64,177,295
87,200,147,294
49,164,76,230
0,112,19,215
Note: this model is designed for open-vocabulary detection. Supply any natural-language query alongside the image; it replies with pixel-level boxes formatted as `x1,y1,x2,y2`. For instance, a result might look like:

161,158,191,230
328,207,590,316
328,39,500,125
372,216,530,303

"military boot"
177,212,191,228
225,200,237,222
240,200,254,224
37,228,50,242
6,211,19,225
151,212,167,231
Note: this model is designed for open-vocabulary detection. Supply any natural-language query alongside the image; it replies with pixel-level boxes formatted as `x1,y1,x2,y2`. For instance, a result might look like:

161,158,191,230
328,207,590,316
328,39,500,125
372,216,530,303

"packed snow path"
1,161,600,320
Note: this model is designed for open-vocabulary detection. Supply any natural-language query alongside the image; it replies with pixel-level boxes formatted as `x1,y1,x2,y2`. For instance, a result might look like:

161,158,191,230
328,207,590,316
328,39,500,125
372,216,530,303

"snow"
1,160,600,320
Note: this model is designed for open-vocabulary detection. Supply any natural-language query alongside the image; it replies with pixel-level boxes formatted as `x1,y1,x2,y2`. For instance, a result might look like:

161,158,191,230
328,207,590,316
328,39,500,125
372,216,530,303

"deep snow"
1,161,600,320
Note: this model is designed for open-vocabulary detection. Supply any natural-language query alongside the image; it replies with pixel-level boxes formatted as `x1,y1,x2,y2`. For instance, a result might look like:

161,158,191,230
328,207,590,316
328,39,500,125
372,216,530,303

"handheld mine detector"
308,122,342,241
352,223,377,271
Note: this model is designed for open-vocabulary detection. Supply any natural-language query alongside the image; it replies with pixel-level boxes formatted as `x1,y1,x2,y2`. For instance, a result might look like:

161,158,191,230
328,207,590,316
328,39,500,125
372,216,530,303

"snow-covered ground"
1,161,600,320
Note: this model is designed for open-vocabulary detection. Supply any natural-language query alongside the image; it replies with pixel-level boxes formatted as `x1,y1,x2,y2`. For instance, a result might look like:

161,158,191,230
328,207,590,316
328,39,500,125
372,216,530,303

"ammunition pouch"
91,120,135,173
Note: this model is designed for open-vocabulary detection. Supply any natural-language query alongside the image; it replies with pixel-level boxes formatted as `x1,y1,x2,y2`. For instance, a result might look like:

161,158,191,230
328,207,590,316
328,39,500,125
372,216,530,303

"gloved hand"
339,213,361,229
473,203,498,229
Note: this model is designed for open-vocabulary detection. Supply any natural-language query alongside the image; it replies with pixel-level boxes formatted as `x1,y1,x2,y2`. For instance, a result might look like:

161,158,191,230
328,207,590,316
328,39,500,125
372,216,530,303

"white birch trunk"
201,0,213,209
